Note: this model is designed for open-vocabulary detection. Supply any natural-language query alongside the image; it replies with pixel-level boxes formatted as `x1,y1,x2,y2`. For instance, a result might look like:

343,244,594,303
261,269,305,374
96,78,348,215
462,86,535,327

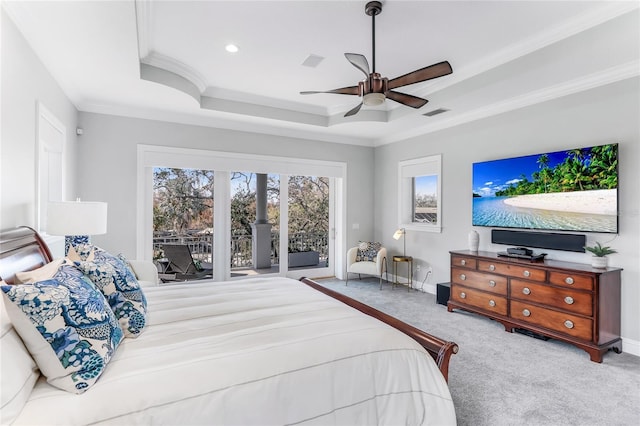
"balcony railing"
153,231,328,269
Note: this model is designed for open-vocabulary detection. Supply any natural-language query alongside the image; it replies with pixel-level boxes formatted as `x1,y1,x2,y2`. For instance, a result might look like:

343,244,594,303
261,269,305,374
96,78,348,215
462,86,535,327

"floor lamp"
393,228,406,257
47,200,108,254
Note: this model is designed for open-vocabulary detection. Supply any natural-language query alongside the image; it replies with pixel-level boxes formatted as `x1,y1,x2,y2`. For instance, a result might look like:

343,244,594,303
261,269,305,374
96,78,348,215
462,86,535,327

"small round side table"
392,255,413,291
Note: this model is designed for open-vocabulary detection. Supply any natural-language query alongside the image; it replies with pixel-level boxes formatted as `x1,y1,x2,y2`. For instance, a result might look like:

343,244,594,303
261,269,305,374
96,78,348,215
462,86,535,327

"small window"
413,175,438,225
398,155,442,232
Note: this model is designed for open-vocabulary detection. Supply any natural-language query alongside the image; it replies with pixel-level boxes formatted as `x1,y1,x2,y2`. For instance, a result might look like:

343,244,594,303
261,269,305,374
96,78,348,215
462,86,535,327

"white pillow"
0,290,40,424
15,258,64,283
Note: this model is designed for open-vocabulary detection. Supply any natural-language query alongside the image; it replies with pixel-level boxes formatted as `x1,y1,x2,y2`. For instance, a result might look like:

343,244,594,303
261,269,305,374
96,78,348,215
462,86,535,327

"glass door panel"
152,167,214,281
230,172,280,277
286,175,333,279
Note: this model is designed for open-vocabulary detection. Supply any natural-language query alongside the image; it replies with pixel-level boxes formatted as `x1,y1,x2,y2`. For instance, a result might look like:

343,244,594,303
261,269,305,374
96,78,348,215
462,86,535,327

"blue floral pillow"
1,267,123,394
72,246,147,337
356,241,382,262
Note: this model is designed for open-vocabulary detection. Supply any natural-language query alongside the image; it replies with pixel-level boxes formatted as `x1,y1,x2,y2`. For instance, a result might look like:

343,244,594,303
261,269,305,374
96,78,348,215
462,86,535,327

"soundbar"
491,229,586,253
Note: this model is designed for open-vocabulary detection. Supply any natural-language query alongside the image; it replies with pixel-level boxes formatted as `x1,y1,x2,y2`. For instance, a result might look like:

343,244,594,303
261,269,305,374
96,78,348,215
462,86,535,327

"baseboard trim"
384,274,437,293
622,337,640,357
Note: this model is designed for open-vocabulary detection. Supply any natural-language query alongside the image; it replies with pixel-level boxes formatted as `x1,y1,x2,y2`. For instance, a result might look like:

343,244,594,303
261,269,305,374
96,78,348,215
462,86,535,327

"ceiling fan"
301,1,453,117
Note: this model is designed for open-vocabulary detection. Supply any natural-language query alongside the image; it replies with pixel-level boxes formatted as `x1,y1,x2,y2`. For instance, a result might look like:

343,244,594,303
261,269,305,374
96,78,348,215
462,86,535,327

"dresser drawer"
510,280,593,317
548,271,594,291
510,300,592,341
450,285,507,316
451,255,477,269
451,268,507,295
478,260,546,282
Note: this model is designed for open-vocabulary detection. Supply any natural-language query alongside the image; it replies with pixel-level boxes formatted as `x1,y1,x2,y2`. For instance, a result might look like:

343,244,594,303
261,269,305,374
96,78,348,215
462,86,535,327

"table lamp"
47,200,107,254
393,228,406,257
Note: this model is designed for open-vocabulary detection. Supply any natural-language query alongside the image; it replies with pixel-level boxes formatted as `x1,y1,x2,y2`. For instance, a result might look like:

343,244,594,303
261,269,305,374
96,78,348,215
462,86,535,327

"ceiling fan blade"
387,61,453,90
385,90,428,109
300,85,360,96
344,102,363,117
344,53,370,77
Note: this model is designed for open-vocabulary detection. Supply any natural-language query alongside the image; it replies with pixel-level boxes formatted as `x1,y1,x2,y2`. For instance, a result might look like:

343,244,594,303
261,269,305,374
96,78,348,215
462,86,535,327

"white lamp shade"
47,201,107,236
393,228,405,240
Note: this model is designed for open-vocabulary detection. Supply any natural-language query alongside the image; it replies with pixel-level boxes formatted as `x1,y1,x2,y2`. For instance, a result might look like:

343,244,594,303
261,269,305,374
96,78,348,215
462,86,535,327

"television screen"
472,143,618,233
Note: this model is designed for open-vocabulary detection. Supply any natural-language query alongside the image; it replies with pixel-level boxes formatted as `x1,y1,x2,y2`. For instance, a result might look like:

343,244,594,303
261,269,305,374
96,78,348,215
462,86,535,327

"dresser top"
450,250,622,274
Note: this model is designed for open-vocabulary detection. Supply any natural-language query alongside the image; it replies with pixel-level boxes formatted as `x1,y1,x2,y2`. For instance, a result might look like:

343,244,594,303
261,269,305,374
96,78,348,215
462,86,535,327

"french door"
138,146,344,281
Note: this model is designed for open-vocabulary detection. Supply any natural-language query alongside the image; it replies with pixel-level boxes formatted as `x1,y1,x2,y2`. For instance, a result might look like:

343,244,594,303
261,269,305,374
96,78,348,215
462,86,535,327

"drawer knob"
489,264,496,271
460,292,466,299
522,309,531,317
488,300,496,307
564,296,574,305
522,287,531,295
564,320,574,329
523,270,531,277
461,259,466,266
565,277,574,285
460,274,466,281
489,280,496,287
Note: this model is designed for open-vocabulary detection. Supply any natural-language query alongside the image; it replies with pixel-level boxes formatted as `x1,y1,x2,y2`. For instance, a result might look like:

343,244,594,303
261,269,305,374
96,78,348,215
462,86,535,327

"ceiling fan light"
363,92,385,106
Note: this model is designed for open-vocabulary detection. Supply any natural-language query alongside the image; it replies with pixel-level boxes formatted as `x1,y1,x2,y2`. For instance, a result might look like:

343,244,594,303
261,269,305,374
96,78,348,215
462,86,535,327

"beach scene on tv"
472,144,618,233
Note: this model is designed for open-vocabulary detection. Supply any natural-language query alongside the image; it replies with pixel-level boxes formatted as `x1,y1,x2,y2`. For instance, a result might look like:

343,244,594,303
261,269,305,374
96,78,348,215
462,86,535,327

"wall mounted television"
472,143,618,234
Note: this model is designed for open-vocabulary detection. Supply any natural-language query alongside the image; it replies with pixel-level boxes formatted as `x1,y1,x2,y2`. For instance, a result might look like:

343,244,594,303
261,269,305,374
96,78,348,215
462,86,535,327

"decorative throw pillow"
66,244,96,263
73,247,147,338
356,241,382,262
1,267,123,394
117,253,139,279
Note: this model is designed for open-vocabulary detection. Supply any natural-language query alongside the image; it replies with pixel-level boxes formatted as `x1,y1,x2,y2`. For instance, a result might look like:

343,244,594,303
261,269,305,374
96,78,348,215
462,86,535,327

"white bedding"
11,277,456,425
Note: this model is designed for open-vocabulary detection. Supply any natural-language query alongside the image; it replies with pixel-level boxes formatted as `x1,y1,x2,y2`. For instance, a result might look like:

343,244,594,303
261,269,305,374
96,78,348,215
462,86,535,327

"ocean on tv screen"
472,144,618,233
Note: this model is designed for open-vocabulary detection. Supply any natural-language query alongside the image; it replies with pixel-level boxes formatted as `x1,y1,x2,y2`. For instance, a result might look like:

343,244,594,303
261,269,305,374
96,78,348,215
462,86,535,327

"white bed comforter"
13,277,456,425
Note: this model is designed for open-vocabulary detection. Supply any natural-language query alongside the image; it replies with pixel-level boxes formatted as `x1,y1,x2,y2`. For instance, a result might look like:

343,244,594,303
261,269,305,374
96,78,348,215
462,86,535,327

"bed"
1,226,458,425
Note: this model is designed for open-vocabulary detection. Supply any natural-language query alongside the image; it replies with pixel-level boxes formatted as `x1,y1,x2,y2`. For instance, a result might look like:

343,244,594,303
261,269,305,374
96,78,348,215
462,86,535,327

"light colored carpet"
315,277,640,426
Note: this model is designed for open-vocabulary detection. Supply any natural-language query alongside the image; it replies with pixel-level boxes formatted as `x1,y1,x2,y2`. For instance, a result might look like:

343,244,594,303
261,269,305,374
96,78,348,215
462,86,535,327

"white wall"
75,112,375,261
374,76,640,351
1,10,78,231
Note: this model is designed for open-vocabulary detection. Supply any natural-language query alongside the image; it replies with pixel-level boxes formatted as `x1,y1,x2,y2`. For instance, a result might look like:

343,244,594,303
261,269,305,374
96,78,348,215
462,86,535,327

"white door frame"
137,145,346,280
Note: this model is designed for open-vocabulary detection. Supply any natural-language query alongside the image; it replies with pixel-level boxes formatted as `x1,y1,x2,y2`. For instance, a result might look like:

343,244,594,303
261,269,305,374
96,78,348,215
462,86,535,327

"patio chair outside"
162,244,213,281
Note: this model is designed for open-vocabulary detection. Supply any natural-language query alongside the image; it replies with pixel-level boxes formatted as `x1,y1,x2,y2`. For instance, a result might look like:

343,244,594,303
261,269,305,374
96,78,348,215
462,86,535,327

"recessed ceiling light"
225,44,239,53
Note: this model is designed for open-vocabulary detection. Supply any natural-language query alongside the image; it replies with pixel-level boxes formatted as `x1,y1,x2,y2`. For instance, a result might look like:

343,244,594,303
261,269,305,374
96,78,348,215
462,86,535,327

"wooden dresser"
447,250,622,362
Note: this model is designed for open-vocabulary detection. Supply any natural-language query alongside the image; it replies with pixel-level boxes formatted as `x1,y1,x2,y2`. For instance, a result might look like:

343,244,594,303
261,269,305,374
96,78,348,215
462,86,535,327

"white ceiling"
3,0,639,146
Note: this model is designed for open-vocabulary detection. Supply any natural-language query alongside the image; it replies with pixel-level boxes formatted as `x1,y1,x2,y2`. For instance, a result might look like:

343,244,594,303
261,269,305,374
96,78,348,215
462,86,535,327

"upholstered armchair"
346,242,388,289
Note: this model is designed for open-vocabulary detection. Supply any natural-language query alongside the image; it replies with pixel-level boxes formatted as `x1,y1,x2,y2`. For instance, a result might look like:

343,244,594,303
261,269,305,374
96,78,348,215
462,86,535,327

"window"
398,155,442,232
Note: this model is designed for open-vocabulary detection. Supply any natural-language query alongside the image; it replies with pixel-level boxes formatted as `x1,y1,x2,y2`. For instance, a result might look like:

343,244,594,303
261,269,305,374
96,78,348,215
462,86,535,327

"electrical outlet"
416,264,421,272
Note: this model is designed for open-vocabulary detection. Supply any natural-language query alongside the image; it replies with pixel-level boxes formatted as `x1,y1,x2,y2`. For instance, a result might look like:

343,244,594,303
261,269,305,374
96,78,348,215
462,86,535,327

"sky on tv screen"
473,151,568,197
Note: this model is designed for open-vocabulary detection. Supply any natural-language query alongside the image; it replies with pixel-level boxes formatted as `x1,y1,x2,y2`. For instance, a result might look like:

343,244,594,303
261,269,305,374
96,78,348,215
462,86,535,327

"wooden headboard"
0,227,53,284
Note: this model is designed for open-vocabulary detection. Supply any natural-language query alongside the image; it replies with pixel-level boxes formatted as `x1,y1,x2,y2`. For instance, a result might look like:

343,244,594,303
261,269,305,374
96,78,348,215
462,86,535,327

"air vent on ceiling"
302,54,325,68
423,108,450,117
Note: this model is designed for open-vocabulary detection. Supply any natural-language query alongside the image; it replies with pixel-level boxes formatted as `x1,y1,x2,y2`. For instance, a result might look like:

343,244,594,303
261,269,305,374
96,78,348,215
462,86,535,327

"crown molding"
139,57,394,127
141,51,208,94
134,0,152,59
77,101,374,147
409,2,640,99
375,60,640,146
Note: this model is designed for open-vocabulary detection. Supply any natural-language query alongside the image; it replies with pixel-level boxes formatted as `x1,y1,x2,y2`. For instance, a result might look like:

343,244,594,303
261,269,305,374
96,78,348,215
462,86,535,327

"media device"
436,283,450,306
491,229,587,253
507,247,533,256
472,143,618,233
497,251,547,261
